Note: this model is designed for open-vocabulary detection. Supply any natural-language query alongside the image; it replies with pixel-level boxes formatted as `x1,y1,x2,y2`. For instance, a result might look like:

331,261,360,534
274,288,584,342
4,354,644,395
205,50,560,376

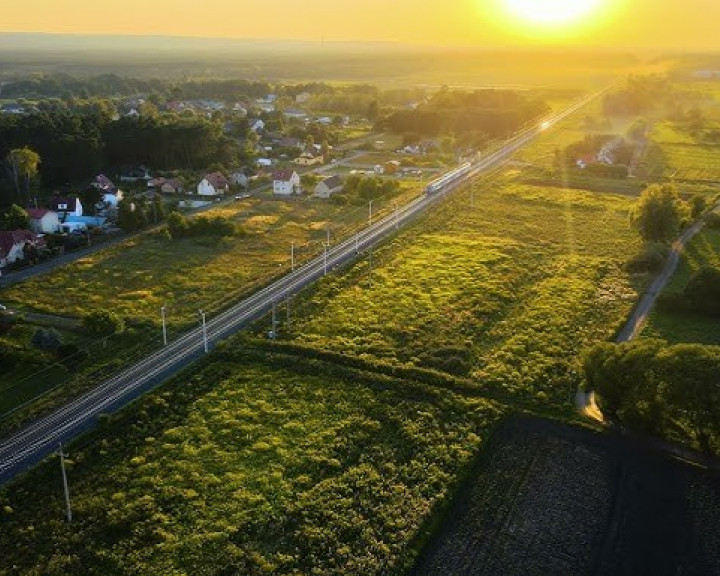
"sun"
503,0,602,25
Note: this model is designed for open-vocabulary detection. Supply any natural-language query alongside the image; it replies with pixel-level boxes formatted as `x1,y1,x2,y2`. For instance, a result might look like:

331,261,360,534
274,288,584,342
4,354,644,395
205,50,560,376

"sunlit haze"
0,0,719,49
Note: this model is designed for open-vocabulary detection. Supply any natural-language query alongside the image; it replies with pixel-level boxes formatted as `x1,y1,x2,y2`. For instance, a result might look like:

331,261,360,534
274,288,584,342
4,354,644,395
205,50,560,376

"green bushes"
166,210,242,239
624,243,669,273
584,340,720,452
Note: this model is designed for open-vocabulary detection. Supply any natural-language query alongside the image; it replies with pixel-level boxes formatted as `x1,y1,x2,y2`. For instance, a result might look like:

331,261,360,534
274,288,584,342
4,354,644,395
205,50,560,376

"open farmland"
643,227,720,345
286,175,644,403
0,346,506,576
411,416,720,576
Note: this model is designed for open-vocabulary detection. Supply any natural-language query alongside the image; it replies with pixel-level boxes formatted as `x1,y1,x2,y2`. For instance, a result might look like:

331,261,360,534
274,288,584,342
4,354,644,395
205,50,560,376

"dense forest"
376,89,549,140
0,99,241,204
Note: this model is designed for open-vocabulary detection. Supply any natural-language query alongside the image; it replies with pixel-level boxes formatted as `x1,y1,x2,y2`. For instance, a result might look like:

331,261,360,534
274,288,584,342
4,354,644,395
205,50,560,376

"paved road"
576,207,718,418
0,91,604,485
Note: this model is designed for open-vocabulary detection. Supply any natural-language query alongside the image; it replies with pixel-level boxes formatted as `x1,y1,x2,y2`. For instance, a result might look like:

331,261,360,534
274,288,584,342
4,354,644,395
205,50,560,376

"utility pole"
161,305,168,346
199,309,208,353
470,183,474,210
354,232,359,253
323,242,328,276
286,295,292,330
394,203,399,229
368,200,373,226
271,301,277,338
368,249,373,288
291,241,295,271
326,227,331,246
59,443,72,523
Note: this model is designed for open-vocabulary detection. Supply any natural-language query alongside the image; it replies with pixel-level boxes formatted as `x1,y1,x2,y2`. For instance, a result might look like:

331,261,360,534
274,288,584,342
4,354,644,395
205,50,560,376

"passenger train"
425,162,472,195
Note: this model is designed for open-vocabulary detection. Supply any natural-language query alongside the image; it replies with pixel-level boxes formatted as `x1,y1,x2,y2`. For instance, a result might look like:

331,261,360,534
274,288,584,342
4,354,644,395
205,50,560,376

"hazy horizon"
1,0,720,50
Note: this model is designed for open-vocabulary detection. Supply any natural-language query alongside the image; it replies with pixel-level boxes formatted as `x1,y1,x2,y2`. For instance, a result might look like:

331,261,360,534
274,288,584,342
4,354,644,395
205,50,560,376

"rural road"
0,91,604,486
576,209,717,418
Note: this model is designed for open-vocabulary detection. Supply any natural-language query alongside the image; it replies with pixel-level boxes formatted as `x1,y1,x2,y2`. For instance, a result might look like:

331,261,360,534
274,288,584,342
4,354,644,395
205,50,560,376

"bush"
705,212,720,230
624,243,668,273
83,310,125,338
684,266,720,316
166,211,241,239
30,328,63,351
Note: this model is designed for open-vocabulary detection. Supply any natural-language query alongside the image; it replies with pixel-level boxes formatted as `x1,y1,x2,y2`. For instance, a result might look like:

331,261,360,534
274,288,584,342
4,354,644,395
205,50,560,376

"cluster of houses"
0,174,122,270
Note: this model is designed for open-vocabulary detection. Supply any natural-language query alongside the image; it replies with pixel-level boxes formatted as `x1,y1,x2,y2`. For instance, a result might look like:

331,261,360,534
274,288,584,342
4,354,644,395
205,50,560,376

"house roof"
27,208,52,220
95,174,117,192
50,197,80,212
0,229,36,259
320,175,343,190
272,169,297,182
204,172,229,189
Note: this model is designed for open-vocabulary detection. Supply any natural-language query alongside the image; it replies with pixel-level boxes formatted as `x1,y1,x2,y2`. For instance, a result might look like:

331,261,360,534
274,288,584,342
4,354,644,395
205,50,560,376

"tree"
630,184,686,243
83,310,125,339
31,328,63,352
1,204,29,230
657,344,720,452
80,186,103,216
690,194,707,220
367,100,380,123
117,199,143,233
684,266,720,316
4,148,40,205
166,211,189,239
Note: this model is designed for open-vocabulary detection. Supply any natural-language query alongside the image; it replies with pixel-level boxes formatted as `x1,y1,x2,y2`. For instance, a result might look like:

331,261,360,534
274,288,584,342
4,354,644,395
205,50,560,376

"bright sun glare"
504,0,601,24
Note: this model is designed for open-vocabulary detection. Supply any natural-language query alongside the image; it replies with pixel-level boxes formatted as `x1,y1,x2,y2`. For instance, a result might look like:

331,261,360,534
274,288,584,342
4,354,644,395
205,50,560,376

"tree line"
376,89,549,139
0,100,241,206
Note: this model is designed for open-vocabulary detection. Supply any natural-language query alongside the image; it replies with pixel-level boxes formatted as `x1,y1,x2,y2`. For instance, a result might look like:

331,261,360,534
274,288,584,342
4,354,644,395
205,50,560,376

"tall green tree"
4,148,40,206
630,183,686,243
1,204,29,230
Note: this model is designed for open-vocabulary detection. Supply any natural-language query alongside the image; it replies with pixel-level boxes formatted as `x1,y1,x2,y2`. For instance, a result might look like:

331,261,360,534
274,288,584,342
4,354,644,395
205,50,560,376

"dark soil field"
411,417,720,576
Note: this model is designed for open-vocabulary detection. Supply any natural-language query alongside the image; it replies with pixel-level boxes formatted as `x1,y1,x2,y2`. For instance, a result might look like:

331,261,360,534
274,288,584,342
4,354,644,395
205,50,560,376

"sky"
0,0,718,50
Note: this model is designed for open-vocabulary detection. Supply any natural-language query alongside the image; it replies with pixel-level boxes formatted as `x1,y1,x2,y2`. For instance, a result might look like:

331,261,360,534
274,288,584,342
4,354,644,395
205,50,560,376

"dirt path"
576,210,715,419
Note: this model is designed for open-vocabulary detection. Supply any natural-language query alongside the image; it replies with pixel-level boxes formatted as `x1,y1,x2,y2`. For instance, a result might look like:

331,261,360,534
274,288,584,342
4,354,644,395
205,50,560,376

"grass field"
0,184,422,418
643,227,720,345
284,175,643,403
0,348,506,576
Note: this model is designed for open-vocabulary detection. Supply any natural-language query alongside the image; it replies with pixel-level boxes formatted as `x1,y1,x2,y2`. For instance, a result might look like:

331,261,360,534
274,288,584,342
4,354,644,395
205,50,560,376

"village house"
272,170,302,196
230,171,249,188
284,108,308,120
250,119,266,132
0,229,40,267
92,174,123,208
161,178,184,194
27,208,61,234
50,197,83,219
197,172,229,196
295,91,311,104
314,175,344,199
294,150,324,166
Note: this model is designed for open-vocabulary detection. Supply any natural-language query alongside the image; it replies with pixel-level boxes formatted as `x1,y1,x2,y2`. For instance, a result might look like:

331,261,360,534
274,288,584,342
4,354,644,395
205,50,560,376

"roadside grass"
284,174,643,403
643,227,720,345
0,349,508,576
0,183,421,418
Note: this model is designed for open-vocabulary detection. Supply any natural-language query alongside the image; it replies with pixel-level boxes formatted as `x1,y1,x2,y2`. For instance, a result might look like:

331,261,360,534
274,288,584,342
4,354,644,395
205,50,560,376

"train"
425,162,472,195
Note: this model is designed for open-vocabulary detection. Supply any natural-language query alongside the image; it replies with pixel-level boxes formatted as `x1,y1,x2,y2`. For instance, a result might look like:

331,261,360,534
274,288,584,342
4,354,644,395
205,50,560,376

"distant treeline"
2,74,272,101
376,89,549,139
0,100,240,200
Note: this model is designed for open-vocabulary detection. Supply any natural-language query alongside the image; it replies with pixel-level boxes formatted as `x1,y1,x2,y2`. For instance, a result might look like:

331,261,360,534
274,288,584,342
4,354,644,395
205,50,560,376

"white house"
230,171,249,188
27,208,61,234
257,158,273,168
314,175,344,199
0,230,38,266
250,119,266,132
197,172,230,196
50,197,83,218
272,170,301,196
